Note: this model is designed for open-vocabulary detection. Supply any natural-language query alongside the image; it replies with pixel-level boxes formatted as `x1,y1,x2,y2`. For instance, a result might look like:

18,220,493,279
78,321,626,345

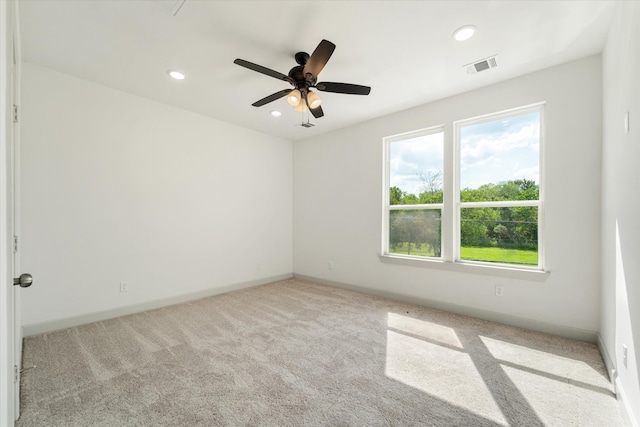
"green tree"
461,207,499,247
389,210,440,256
417,170,444,204
401,193,419,204
390,186,404,205
460,179,539,249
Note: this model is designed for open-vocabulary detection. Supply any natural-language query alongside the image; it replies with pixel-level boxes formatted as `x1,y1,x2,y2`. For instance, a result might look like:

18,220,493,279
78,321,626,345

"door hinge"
13,236,18,253
13,104,18,123
13,365,18,383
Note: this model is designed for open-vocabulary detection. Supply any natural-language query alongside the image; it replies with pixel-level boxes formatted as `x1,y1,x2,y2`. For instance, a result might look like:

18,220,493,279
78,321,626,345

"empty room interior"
1,0,639,426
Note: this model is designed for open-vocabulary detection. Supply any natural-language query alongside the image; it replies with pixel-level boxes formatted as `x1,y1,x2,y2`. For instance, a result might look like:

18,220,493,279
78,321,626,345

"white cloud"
389,112,541,193
460,117,540,188
390,132,443,195
513,165,539,182
460,123,539,169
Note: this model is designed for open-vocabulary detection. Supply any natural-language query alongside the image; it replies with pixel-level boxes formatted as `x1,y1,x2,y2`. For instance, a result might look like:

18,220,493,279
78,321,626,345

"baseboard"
614,375,639,427
597,333,617,389
599,334,638,427
293,274,598,343
22,273,293,337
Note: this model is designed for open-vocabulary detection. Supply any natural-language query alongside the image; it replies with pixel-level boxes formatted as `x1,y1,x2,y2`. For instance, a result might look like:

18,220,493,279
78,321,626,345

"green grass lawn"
389,243,437,257
461,246,537,265
390,244,537,265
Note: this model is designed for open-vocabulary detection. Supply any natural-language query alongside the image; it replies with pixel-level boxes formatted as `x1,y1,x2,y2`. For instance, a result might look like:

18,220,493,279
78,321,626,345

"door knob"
13,273,33,288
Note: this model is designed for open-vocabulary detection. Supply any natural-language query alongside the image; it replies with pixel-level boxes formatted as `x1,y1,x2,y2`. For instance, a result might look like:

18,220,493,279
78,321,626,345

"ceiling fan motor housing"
294,51,310,65
289,63,316,89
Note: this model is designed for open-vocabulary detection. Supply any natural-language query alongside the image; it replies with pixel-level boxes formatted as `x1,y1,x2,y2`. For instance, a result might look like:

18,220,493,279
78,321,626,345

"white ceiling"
19,0,615,142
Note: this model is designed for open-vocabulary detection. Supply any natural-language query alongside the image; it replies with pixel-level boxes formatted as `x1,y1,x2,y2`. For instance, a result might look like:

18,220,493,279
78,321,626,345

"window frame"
381,103,548,279
382,126,445,260
454,103,545,270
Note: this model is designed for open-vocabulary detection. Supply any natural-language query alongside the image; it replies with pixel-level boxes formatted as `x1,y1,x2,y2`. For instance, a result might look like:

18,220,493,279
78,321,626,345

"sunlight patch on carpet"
385,327,507,425
387,312,463,349
480,336,612,387
501,365,619,426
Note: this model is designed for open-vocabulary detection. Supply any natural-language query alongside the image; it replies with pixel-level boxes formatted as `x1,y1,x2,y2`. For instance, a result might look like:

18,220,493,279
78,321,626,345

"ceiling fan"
233,39,371,119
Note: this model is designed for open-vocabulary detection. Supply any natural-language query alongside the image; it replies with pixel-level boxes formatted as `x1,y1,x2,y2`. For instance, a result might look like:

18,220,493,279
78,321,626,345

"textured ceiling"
19,0,615,141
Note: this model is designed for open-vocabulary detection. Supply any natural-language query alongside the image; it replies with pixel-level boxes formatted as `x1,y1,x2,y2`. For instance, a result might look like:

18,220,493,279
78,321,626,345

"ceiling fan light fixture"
287,89,302,107
307,91,322,109
453,25,476,41
294,102,307,112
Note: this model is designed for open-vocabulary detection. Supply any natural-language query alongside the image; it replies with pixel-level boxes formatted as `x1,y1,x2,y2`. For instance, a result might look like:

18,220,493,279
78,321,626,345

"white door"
1,0,24,425
11,4,23,419
0,0,16,424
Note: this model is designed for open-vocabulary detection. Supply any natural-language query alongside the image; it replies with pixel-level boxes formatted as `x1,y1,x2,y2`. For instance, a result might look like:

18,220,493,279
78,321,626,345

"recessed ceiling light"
453,25,476,41
270,110,282,117
168,70,185,80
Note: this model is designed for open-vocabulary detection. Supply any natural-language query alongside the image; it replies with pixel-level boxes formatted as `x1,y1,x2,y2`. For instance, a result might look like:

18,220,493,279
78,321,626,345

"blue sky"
390,112,540,195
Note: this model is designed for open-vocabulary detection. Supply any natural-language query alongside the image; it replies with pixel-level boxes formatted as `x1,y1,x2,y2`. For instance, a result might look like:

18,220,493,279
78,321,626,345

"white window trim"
382,125,445,258
377,253,550,281
454,103,545,270
389,204,444,210
381,103,548,280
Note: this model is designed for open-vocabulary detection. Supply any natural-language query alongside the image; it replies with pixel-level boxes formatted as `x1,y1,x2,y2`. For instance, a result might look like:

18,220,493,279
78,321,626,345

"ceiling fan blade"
234,59,289,81
303,39,336,79
316,82,371,95
252,89,291,107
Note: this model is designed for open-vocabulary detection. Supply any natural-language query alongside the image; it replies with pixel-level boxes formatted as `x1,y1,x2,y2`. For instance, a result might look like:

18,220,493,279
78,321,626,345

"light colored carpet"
18,278,624,426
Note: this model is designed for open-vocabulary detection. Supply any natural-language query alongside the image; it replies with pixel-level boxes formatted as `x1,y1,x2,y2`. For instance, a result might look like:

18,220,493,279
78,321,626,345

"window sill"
378,254,550,282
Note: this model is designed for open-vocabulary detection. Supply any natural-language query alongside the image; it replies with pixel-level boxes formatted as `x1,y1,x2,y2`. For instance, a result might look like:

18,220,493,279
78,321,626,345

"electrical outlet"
622,344,628,368
495,285,504,297
119,281,129,293
327,261,333,270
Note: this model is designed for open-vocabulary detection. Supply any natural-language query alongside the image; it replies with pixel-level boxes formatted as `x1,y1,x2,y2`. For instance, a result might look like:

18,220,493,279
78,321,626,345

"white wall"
601,1,640,425
20,63,292,327
294,55,602,337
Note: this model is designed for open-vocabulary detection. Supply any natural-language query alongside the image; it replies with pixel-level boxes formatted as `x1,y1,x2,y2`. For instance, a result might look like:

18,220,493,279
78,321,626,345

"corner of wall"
22,273,293,337
597,333,617,386
600,1,640,426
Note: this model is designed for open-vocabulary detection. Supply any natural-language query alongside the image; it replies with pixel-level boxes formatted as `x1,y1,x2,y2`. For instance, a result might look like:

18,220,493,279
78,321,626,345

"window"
383,104,544,272
457,108,542,267
385,127,444,259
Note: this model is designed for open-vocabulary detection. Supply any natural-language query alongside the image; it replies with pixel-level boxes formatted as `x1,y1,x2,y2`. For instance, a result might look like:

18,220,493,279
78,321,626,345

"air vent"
465,56,498,75
300,122,315,128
